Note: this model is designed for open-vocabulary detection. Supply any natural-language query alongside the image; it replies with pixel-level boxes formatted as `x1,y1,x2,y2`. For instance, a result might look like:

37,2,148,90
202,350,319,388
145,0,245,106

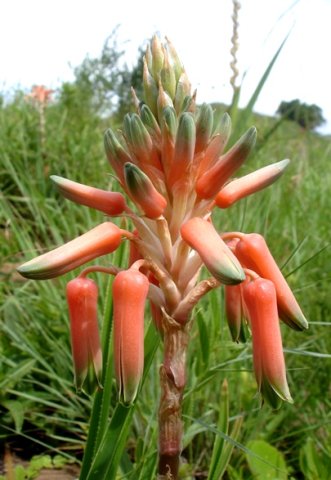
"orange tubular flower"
235,233,308,330
113,269,149,404
51,175,127,215
66,277,102,392
242,277,293,408
181,217,245,285
17,222,122,279
215,159,290,208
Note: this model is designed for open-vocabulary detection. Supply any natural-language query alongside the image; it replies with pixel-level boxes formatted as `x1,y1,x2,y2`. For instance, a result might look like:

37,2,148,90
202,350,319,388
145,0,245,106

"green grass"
1,92,330,478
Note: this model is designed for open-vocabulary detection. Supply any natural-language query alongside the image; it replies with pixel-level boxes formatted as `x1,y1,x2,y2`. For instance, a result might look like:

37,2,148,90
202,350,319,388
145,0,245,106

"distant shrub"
277,99,325,130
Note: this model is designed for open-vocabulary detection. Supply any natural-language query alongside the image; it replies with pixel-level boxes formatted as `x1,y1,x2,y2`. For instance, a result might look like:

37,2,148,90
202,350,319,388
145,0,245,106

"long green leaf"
232,33,290,137
208,379,229,480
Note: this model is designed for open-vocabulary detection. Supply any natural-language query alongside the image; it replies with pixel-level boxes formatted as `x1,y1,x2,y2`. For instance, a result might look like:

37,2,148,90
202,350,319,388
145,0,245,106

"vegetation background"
0,30,331,479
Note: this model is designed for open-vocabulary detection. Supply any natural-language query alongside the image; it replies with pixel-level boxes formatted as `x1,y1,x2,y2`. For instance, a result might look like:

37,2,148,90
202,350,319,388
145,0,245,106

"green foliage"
71,26,144,121
277,99,325,130
300,437,331,480
0,454,73,480
245,440,288,479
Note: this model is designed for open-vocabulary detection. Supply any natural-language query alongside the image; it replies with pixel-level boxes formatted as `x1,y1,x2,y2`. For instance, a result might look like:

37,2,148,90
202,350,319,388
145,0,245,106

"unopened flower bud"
196,126,257,199
195,104,214,153
215,159,290,208
143,58,158,116
160,49,177,100
124,162,167,219
151,35,164,81
104,128,132,183
51,175,126,215
168,112,196,189
174,72,191,114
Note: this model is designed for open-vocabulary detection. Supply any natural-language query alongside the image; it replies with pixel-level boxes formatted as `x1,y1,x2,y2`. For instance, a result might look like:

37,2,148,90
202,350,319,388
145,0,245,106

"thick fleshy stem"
158,312,190,479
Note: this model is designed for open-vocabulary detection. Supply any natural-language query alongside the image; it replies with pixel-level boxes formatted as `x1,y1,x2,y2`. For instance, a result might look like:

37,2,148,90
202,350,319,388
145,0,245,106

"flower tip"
261,377,293,409
278,158,290,170
50,174,63,184
282,309,309,331
218,263,245,285
121,382,140,406
17,259,49,280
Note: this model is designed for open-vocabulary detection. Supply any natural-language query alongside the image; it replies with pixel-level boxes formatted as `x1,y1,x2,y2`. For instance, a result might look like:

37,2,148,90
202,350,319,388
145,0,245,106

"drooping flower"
224,283,247,343
66,277,102,392
242,277,293,408
113,269,149,404
235,233,308,330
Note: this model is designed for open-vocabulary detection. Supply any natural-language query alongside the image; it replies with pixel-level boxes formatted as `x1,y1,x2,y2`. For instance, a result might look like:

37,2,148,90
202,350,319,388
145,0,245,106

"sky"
1,0,330,133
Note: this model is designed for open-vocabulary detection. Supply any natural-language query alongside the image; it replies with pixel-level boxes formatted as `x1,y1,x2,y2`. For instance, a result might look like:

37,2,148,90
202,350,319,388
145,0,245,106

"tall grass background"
1,36,331,479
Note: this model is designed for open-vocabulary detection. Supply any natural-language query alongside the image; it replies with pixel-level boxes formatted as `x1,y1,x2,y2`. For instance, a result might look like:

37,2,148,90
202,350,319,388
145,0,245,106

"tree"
277,99,325,131
71,27,144,120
